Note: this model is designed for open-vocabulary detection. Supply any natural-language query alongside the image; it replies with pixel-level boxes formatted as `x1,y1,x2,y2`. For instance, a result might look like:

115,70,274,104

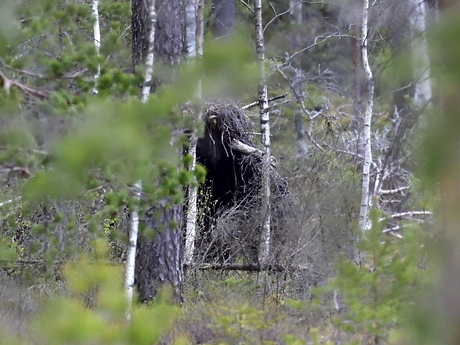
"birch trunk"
254,0,271,265
358,0,374,232
186,0,197,57
91,0,100,94
134,0,185,304
124,181,141,321
125,0,156,320
196,0,204,58
184,134,198,265
141,0,156,103
184,0,204,265
410,0,432,107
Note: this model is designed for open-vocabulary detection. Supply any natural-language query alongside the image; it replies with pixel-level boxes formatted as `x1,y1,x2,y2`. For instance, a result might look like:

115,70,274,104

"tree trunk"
212,0,236,38
184,134,198,265
184,0,204,265
91,0,100,94
154,0,185,66
409,0,432,107
196,0,204,58
132,0,185,304
136,200,183,303
185,0,197,57
124,181,141,320
358,0,374,232
132,0,150,69
352,3,362,135
254,0,271,265
141,0,157,103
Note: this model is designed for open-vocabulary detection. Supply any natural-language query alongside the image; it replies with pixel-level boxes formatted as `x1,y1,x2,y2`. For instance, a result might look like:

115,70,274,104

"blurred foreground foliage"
0,0,459,344
1,241,181,345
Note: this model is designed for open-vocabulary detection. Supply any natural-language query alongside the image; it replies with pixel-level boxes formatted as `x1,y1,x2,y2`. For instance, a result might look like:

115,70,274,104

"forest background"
0,0,460,344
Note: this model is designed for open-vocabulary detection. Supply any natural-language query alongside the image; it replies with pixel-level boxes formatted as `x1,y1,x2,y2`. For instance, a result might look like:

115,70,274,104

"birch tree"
184,0,204,265
186,0,197,57
134,0,185,304
125,0,157,319
358,0,374,232
124,181,142,321
409,0,432,107
140,0,156,103
91,0,100,94
254,0,271,265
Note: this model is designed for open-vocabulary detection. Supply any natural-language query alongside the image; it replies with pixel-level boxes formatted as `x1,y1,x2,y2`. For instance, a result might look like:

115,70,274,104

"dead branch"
0,68,50,99
277,68,325,152
184,262,309,272
380,210,433,222
240,93,287,110
0,260,309,273
380,186,410,195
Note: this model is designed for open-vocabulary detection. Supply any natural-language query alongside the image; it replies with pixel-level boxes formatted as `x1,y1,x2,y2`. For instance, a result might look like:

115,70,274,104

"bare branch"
240,93,287,110
238,0,253,14
185,262,309,272
0,67,50,99
381,210,433,222
380,186,411,195
277,68,325,152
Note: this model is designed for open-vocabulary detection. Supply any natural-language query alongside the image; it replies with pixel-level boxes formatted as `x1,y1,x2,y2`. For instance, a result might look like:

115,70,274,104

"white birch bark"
184,0,204,265
186,0,197,57
125,181,142,321
196,0,204,58
126,0,156,320
184,134,198,265
254,0,271,265
409,0,432,107
358,0,374,232
91,0,100,94
141,0,157,103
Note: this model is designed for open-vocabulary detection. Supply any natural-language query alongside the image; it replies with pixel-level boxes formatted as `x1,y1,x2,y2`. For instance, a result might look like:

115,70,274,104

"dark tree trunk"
132,0,185,304
131,0,150,69
135,201,183,303
155,0,185,65
212,0,236,38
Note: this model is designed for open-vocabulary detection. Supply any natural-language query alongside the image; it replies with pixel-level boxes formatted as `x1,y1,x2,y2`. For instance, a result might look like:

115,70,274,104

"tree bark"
409,0,432,107
124,181,141,321
141,0,157,103
136,200,183,303
254,0,271,265
196,0,204,58
184,0,204,265
186,0,197,57
132,0,185,304
91,0,100,94
358,0,374,232
132,0,149,69
154,0,185,65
